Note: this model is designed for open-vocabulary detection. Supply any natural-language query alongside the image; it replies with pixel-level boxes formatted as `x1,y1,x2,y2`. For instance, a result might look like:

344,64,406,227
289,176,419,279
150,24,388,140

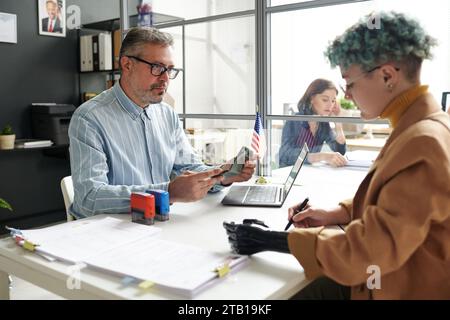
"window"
266,0,450,171
184,17,255,115
155,0,450,173
159,26,184,114
268,0,310,7
269,0,450,115
153,0,254,20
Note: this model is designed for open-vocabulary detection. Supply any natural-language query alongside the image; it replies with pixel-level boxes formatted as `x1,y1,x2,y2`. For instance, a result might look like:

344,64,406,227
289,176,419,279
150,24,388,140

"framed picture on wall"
0,12,17,43
38,0,66,37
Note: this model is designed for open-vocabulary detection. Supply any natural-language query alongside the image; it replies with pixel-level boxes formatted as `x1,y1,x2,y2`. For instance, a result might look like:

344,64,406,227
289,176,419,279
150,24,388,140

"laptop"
221,143,309,207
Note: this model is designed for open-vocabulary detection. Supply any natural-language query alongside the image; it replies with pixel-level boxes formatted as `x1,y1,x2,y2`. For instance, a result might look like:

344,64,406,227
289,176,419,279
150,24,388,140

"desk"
346,137,387,151
0,165,367,300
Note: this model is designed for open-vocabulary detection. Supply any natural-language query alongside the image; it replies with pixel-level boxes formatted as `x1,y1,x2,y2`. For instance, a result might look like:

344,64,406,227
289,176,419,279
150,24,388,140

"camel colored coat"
288,93,450,299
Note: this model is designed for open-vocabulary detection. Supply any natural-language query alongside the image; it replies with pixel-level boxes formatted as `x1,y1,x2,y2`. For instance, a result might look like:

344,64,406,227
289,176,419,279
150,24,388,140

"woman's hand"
288,204,331,228
323,152,347,167
287,204,351,228
331,99,342,116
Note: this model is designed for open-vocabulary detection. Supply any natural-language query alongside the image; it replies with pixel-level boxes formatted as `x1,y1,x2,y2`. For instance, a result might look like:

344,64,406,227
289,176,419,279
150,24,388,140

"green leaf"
339,98,357,110
1,124,14,135
0,198,13,211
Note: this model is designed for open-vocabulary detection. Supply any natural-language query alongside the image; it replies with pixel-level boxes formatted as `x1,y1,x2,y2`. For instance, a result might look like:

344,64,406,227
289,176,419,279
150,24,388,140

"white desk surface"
346,137,387,151
0,165,367,300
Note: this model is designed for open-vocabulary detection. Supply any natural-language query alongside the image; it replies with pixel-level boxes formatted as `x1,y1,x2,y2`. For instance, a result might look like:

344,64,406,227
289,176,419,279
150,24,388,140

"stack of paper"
12,217,248,298
19,217,160,263
345,150,379,168
15,139,53,148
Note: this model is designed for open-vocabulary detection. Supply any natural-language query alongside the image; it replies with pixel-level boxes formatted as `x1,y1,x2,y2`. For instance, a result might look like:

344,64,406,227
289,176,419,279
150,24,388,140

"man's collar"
113,82,148,120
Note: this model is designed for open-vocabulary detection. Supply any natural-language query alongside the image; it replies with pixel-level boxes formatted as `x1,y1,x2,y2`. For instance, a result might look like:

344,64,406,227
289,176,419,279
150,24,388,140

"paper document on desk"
84,239,248,298
14,216,248,297
345,150,379,168
19,217,161,263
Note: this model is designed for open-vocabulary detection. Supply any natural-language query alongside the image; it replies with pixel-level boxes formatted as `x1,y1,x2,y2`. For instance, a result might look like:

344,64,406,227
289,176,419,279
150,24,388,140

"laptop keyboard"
246,186,278,203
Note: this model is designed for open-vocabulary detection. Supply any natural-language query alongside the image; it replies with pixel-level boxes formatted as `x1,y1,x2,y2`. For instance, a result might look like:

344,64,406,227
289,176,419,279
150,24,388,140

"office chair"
60,176,74,221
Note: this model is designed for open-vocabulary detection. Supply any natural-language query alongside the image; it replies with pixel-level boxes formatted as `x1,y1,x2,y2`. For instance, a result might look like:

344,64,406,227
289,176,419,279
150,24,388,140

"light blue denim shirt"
68,82,221,219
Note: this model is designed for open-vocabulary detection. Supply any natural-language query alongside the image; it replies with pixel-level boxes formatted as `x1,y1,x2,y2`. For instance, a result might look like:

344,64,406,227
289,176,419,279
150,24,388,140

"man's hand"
168,168,224,202
221,161,256,186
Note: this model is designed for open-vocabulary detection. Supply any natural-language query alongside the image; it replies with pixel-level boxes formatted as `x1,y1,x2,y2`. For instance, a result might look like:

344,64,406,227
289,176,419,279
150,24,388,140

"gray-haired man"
69,27,254,219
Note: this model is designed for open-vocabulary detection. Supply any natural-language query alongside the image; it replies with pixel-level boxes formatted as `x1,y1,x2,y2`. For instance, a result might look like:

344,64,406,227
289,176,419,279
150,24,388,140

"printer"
31,103,76,145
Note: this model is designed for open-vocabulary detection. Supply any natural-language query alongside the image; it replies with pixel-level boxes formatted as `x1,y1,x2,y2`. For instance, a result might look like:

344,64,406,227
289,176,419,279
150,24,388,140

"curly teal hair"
325,11,437,77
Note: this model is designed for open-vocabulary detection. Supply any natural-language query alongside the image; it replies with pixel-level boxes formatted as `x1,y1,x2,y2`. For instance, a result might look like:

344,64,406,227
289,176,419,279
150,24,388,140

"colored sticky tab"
138,280,155,290
14,236,24,245
215,263,231,278
23,240,38,252
255,176,268,185
121,276,137,286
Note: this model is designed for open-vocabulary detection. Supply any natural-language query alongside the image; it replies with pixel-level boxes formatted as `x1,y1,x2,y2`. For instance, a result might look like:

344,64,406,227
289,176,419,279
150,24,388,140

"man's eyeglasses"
126,55,182,79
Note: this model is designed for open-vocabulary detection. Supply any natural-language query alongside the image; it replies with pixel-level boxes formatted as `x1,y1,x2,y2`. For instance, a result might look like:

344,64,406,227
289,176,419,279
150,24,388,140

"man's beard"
141,84,166,105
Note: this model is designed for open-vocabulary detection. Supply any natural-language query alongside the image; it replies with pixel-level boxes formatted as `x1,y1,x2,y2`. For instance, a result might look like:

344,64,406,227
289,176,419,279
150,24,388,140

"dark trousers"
290,277,351,300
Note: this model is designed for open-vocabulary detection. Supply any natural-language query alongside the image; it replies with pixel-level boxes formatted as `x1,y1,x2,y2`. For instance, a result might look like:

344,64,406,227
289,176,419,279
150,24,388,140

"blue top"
278,113,346,167
68,82,221,219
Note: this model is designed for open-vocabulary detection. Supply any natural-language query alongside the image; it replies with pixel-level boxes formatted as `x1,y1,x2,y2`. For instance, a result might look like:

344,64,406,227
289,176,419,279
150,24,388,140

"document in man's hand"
10,216,248,298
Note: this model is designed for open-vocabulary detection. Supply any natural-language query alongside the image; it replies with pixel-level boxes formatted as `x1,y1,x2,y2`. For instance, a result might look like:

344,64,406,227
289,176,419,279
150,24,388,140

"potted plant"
338,98,364,136
0,198,12,211
339,98,357,114
0,124,16,150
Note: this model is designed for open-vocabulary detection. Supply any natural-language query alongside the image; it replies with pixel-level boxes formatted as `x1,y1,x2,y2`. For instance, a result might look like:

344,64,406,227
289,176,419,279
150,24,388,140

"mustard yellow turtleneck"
380,85,428,128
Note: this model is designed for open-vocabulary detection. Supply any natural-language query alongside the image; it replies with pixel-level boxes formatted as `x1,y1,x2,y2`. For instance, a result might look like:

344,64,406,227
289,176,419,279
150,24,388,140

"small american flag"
251,112,266,158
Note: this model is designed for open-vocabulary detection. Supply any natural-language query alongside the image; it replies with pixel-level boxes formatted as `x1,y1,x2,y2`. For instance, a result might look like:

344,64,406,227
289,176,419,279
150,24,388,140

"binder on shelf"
92,34,99,71
6,216,249,298
80,35,93,72
99,32,112,71
113,29,122,70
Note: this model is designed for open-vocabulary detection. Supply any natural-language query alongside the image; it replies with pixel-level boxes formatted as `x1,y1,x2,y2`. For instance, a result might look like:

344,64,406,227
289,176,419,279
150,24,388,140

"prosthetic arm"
223,220,290,255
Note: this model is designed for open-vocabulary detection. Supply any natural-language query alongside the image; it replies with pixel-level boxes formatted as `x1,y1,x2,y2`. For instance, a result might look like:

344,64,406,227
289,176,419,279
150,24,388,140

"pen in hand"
284,197,309,231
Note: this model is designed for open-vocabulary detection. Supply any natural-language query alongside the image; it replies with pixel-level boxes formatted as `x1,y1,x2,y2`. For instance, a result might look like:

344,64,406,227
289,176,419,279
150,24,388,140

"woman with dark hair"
278,79,347,168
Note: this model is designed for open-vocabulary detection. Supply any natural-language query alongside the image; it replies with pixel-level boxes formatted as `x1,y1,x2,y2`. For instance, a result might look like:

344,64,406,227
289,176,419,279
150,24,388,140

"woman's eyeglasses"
339,66,382,96
339,65,400,96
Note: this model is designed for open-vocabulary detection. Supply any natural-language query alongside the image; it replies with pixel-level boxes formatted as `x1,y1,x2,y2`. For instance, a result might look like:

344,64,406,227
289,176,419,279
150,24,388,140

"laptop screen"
282,143,309,199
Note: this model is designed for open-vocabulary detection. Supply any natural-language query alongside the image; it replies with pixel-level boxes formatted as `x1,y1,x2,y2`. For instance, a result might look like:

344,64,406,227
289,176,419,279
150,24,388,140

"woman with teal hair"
224,11,450,299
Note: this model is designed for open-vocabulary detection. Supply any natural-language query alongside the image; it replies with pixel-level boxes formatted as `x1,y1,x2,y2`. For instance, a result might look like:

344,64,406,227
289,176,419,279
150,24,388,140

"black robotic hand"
223,220,290,255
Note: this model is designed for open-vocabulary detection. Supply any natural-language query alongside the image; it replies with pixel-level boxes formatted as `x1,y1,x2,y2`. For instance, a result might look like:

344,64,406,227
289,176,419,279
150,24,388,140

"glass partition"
184,119,255,165
270,119,389,170
269,0,450,117
184,16,256,114
159,26,184,114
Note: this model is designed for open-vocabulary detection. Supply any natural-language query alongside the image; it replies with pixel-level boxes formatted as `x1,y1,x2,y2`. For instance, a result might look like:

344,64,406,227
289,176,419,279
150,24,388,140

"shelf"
82,12,183,31
0,144,69,159
80,70,120,74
